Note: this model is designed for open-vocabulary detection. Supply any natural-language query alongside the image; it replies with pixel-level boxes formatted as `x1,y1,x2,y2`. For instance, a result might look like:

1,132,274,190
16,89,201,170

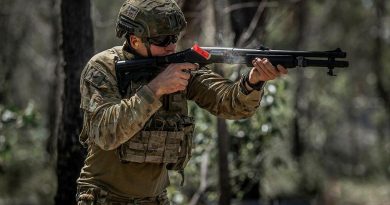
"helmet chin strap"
143,38,152,57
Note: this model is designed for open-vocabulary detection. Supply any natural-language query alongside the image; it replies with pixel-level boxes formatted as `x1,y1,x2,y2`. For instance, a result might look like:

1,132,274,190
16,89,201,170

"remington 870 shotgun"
115,44,349,96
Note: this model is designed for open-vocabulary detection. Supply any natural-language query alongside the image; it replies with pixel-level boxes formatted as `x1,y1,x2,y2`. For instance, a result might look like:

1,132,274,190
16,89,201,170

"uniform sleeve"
80,63,162,150
186,67,264,120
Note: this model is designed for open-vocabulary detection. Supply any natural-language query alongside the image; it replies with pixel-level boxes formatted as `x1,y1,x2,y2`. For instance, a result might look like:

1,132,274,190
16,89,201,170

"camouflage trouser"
76,185,170,205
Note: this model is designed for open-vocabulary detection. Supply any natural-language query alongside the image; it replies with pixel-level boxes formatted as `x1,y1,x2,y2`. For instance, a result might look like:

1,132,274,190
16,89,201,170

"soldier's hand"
248,58,288,84
147,63,198,99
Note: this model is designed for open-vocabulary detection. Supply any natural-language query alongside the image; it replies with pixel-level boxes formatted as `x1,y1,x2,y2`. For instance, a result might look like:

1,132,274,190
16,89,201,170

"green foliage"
0,102,55,205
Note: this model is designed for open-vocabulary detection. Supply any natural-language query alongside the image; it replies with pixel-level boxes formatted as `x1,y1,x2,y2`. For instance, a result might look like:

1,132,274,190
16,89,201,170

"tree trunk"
0,0,28,104
55,0,94,205
217,118,231,205
373,0,390,126
228,0,267,47
292,0,307,160
373,0,390,177
46,0,61,162
226,0,268,201
212,0,231,204
0,0,12,104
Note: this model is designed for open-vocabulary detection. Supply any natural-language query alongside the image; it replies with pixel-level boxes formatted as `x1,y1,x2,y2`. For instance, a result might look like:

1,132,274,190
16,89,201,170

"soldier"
76,0,287,204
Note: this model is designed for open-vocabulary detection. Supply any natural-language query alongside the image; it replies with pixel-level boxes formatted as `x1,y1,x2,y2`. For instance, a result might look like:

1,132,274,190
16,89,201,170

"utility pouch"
166,123,194,171
118,130,184,164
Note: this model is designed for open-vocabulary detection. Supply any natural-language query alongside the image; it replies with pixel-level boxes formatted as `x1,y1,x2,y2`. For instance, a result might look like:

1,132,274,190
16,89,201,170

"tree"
212,0,232,204
228,0,267,47
291,0,308,160
46,0,61,162
0,0,28,104
373,0,390,125
55,0,94,205
227,0,268,202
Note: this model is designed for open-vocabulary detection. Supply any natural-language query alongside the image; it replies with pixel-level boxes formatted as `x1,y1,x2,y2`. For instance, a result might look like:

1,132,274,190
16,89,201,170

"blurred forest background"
0,0,389,205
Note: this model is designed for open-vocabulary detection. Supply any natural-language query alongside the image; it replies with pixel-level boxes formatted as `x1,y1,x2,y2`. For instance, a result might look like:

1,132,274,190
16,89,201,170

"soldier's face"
150,43,177,56
129,35,177,57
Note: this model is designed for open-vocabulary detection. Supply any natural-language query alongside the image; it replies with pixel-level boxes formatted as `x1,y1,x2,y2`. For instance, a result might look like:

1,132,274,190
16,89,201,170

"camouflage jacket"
77,43,264,197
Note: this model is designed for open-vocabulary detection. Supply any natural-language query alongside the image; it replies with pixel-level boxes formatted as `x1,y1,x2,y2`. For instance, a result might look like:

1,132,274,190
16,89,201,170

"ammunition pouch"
117,116,194,171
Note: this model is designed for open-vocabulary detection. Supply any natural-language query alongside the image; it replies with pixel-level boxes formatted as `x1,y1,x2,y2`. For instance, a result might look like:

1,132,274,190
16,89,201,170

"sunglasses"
147,34,179,47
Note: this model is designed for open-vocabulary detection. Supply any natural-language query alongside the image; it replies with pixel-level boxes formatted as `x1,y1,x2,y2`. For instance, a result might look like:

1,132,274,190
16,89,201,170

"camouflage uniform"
76,0,265,204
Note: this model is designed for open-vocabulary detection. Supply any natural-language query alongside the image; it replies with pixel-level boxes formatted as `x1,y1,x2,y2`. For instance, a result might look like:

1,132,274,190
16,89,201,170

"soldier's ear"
130,35,141,49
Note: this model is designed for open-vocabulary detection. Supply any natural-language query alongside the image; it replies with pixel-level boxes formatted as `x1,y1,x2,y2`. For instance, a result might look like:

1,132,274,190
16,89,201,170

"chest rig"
113,47,195,173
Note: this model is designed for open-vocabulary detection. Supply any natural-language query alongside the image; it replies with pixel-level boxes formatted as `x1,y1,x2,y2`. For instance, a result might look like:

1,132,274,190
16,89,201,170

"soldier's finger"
253,58,264,71
176,63,198,71
254,59,272,79
176,71,191,80
277,65,288,75
252,58,258,67
262,59,279,76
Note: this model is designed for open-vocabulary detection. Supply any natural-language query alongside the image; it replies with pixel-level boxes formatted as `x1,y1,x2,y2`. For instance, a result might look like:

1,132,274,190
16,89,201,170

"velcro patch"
125,5,140,20
84,68,106,87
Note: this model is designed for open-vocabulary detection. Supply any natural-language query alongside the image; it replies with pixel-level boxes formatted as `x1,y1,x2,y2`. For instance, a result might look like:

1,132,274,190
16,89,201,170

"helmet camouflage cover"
116,0,187,38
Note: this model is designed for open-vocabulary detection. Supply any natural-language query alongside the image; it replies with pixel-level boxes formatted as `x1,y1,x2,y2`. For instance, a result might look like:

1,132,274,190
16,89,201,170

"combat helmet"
116,0,187,39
